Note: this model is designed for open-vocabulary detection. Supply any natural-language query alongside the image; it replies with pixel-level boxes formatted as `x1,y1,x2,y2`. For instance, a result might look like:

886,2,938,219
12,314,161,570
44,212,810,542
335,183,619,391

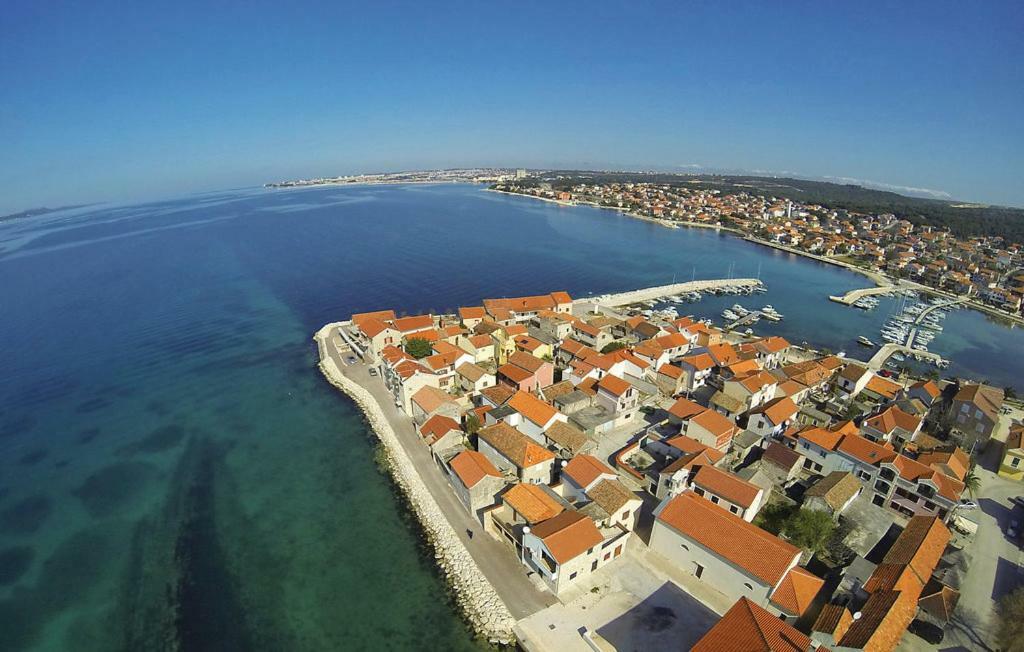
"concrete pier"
579,278,762,308
829,284,897,306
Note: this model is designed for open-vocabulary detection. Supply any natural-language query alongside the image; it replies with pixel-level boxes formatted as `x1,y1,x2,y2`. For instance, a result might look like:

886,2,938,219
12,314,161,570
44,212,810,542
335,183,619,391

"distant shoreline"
489,187,1024,327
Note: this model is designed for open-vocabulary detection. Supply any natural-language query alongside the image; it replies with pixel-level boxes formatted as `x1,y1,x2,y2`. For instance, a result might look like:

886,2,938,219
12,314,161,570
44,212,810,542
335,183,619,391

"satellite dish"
853,612,862,620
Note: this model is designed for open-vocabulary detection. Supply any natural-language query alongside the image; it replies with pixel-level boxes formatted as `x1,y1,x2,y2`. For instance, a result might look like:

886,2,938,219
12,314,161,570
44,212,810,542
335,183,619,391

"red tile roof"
692,597,812,652
530,510,603,564
597,374,631,397
562,454,614,489
656,492,799,586
690,465,761,508
770,566,824,617
507,390,558,426
449,450,501,489
503,483,564,523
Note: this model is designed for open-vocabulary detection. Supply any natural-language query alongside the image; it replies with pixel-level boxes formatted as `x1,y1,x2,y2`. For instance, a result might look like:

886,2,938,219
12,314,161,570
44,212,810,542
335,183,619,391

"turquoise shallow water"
0,183,1021,650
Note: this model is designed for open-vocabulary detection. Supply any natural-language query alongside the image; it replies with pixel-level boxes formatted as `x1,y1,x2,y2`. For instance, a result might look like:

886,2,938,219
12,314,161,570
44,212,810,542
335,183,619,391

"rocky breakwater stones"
314,330,515,644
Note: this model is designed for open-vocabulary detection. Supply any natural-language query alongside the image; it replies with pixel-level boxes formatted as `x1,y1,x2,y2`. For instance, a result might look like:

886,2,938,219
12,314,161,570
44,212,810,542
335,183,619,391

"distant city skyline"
2,1,1022,214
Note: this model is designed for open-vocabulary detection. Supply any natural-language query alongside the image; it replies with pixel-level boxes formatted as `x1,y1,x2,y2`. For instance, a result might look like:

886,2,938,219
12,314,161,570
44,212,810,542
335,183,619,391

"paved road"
899,438,1024,651
323,327,557,619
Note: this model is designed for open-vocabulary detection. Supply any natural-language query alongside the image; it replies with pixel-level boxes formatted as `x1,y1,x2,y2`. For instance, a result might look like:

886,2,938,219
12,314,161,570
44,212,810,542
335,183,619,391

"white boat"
762,312,782,322
722,310,739,321
857,336,876,347
763,305,776,312
732,304,749,315
892,353,906,362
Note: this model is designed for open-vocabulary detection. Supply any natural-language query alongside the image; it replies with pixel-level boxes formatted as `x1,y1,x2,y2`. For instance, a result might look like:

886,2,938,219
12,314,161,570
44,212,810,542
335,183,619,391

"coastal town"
315,283,1023,651
492,177,1024,322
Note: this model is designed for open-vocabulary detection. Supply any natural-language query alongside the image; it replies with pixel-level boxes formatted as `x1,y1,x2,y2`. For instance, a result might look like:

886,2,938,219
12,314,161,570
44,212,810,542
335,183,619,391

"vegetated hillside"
532,171,1024,244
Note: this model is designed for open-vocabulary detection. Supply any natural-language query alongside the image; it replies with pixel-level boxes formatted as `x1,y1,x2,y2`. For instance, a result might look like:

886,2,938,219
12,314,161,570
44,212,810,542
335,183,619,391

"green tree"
464,413,481,436
997,587,1024,651
963,469,981,500
405,337,432,359
754,502,796,535
783,509,836,555
601,341,627,354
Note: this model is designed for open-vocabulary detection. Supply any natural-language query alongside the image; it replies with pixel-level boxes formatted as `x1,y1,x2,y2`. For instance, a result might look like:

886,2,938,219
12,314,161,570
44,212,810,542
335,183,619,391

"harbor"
579,278,763,308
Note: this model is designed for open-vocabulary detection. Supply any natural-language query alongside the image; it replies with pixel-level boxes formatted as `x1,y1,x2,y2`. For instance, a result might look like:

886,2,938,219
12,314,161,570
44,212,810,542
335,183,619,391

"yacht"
892,352,906,362
762,312,782,322
722,309,739,321
732,304,749,316
857,336,876,347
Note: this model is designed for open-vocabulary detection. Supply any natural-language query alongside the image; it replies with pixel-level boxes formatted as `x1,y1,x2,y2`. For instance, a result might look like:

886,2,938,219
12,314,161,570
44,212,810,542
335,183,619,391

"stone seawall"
314,326,516,644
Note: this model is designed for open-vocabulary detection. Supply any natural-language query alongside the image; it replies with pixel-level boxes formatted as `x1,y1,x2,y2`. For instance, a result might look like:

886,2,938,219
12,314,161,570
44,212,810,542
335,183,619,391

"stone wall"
314,327,516,644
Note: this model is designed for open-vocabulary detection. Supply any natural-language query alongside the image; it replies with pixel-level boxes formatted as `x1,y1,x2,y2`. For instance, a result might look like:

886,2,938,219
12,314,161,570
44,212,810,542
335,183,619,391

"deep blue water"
0,183,1021,650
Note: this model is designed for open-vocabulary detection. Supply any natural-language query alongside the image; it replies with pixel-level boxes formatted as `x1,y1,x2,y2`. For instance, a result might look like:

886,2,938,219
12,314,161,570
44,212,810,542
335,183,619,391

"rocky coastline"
314,326,516,645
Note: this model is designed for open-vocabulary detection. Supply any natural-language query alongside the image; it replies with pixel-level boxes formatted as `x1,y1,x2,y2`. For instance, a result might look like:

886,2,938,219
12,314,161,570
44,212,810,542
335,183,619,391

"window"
680,543,689,551
730,505,740,514
710,495,720,504
872,494,885,506
744,583,754,591
622,510,631,520
569,571,578,580
1012,458,1021,468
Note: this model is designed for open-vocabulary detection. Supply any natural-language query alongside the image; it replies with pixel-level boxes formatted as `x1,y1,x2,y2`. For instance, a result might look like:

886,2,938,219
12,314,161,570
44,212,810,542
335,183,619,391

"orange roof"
459,306,486,320
358,317,393,338
753,396,798,425
654,332,689,349
419,414,461,444
681,352,715,371
508,350,545,373
917,447,969,481
754,336,791,355
508,390,558,426
692,597,811,652
410,386,455,414
691,409,738,442
656,492,799,586
770,566,825,617
392,314,434,333
530,510,603,564
657,363,683,379
497,363,533,384
836,434,897,466
502,483,564,523
865,405,921,435
668,397,704,420
478,421,555,468
597,374,631,397
690,465,761,508
727,359,761,377
562,454,614,489
468,334,494,348
735,370,777,393
799,427,844,450
479,384,514,406
865,374,903,399
504,324,528,336
351,309,396,326
514,335,545,352
449,450,501,489
707,342,740,366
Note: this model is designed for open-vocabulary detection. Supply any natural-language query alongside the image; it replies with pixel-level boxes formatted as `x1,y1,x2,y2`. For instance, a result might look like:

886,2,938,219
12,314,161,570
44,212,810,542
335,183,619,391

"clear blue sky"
2,1,1022,213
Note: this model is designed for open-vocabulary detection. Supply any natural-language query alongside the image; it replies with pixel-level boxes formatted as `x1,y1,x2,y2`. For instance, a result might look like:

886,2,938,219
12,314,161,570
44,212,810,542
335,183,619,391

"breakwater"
313,325,516,644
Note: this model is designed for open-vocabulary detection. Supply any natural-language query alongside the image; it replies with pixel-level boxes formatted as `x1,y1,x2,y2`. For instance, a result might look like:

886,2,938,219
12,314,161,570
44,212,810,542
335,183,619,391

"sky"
2,1,1022,213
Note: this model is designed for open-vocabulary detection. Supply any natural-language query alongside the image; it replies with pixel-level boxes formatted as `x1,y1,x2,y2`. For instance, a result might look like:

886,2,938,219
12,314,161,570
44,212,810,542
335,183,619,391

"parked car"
1008,519,1020,539
908,619,944,645
368,368,378,376
1012,496,1024,509
958,499,978,510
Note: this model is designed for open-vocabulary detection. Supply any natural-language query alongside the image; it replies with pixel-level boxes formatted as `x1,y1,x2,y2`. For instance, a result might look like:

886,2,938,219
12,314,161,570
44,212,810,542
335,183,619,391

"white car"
957,499,978,510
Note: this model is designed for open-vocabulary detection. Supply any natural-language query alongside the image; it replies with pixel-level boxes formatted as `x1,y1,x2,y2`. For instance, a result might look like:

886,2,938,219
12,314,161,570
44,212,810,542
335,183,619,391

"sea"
1,182,1021,650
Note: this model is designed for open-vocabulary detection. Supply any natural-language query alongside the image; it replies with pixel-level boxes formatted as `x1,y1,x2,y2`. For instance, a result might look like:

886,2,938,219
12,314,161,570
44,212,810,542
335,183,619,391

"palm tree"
963,469,981,500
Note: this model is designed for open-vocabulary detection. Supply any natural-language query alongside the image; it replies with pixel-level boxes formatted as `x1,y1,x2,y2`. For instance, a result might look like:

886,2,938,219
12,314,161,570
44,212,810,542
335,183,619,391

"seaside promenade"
315,325,555,637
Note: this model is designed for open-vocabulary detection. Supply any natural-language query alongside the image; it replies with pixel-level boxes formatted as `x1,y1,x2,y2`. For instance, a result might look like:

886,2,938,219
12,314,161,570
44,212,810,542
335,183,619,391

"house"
667,396,704,426
353,317,401,359
861,405,922,448
907,380,941,409
654,436,726,500
560,454,618,501
820,516,950,652
688,464,765,521
504,390,566,442
521,510,628,595
497,351,553,392
687,408,740,451
836,363,873,399
456,361,496,394
751,336,791,369
749,397,799,438
654,363,684,396
949,383,1004,452
678,353,715,392
418,414,463,450
542,420,593,458
594,374,639,421
804,471,862,519
458,306,487,330
580,478,642,532
796,428,964,521
409,385,461,424
457,333,497,364
723,371,779,413
651,492,822,617
999,424,1024,481
513,335,552,360
476,421,556,484
482,291,572,322
446,450,505,521
760,441,804,484
693,597,817,652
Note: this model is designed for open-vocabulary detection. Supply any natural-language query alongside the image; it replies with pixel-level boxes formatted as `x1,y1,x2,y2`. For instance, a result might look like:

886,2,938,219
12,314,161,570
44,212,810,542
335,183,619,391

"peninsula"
315,284,1021,650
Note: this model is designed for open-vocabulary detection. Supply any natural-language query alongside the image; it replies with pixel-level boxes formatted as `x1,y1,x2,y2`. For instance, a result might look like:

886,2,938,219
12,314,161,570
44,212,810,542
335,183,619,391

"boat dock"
829,284,897,306
726,310,768,330
868,298,965,369
580,278,762,308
